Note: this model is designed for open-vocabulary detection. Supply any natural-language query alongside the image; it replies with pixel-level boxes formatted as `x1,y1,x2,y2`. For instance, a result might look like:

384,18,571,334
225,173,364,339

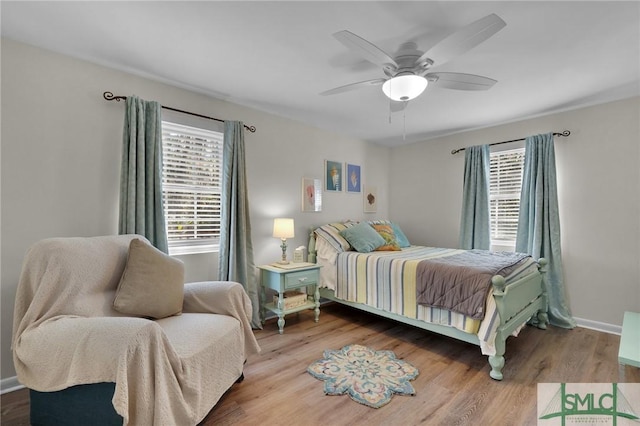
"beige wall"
389,96,640,327
0,39,390,382
3,37,638,386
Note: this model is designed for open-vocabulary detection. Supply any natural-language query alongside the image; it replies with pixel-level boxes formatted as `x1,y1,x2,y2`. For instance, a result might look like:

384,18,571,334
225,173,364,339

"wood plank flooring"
2,303,638,425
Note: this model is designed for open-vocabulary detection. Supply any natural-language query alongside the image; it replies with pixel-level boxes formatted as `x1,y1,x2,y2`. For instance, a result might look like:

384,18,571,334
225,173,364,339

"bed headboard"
308,228,317,264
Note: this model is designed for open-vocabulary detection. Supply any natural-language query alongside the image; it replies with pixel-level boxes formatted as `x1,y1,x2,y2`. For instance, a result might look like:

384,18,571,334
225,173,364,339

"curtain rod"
103,92,256,133
450,130,570,155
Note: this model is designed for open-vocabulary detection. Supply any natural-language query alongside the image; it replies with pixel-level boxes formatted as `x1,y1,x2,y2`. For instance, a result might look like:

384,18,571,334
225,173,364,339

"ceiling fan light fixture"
382,75,428,101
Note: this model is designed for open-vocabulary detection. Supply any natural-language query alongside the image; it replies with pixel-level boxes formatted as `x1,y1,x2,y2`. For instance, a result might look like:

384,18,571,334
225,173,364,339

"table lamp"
273,218,295,264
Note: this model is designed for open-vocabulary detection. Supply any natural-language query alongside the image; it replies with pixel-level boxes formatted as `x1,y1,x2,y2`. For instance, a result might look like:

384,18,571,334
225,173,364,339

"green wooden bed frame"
308,231,548,380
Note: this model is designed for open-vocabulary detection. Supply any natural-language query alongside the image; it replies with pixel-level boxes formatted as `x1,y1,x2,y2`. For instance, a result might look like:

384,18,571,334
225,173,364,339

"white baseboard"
1,376,24,394
575,317,621,335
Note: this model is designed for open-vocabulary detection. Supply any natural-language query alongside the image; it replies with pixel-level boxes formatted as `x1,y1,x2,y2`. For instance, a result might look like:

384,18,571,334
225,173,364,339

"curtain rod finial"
103,91,126,102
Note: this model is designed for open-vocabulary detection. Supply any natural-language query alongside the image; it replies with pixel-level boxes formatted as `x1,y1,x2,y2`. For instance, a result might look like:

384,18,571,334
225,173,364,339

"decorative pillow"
314,222,357,252
113,238,185,319
367,219,391,226
339,222,386,253
371,224,401,251
391,222,411,248
368,219,410,248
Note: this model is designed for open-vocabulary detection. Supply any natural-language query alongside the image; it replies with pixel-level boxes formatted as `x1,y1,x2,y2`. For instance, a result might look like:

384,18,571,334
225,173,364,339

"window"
489,148,525,251
161,120,224,255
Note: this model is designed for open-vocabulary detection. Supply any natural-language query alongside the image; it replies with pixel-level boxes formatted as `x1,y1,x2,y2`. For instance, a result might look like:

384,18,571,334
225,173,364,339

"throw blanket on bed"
415,250,530,319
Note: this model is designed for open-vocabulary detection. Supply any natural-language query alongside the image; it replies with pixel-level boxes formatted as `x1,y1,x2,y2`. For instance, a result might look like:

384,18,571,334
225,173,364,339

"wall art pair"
302,160,377,213
324,160,360,193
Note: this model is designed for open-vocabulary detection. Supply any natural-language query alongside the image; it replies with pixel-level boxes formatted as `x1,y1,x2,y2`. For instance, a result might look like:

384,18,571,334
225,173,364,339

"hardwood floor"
2,303,638,425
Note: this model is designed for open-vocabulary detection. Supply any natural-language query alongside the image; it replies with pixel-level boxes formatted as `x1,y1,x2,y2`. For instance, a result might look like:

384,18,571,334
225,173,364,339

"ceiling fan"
320,13,506,112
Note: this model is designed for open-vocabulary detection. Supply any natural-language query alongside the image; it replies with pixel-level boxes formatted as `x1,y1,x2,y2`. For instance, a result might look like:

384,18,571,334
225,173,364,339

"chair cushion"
156,313,246,404
113,238,185,319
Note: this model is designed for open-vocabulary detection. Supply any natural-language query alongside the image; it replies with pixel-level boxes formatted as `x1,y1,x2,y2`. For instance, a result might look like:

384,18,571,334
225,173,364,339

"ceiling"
2,1,639,147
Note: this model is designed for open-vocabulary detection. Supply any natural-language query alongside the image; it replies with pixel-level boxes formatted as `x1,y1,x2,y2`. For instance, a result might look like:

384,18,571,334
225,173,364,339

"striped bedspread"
334,246,539,353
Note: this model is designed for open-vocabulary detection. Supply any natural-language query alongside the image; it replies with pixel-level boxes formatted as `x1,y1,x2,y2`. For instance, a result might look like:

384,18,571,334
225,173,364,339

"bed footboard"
488,258,548,380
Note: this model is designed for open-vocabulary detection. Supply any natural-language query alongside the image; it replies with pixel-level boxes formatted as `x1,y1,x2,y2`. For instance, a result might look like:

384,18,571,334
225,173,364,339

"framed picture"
324,160,343,192
301,177,322,212
346,163,361,193
363,185,377,213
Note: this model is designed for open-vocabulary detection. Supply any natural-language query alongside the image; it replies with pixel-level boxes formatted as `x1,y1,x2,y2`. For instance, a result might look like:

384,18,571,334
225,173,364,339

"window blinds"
489,148,525,246
161,121,223,251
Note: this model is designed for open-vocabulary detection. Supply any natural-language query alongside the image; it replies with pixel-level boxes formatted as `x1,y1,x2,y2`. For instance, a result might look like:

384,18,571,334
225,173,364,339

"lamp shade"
273,218,295,239
382,75,428,101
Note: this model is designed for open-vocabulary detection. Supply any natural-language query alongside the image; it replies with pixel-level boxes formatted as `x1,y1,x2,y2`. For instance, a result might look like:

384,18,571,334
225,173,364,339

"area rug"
307,344,419,408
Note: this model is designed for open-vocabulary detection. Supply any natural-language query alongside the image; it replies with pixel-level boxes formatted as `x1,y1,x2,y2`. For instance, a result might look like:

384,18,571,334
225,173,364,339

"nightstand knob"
298,277,308,283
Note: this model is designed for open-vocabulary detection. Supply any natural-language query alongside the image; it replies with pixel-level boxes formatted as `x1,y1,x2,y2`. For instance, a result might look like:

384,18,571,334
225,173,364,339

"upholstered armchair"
12,235,260,425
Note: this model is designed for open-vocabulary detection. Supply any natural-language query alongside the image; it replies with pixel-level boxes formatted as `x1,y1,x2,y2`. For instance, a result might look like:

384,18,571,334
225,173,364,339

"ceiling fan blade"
320,78,387,96
390,100,408,113
426,72,497,91
333,30,398,71
418,13,506,67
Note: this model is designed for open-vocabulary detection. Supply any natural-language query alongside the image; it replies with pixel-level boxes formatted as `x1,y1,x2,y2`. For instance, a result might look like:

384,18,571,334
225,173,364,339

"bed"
308,220,548,380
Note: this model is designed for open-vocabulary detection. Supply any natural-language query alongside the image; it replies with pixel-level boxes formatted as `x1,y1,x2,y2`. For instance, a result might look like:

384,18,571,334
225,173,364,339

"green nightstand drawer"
284,269,318,289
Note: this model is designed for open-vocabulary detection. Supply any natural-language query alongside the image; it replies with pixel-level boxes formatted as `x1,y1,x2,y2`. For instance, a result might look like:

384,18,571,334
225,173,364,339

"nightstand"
258,263,321,334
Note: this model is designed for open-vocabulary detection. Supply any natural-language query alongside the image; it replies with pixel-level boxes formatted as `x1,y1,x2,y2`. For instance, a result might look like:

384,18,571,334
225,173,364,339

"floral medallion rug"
307,344,419,408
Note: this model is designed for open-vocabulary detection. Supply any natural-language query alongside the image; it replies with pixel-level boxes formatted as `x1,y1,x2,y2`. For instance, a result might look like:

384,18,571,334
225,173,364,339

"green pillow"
391,222,411,248
340,222,386,253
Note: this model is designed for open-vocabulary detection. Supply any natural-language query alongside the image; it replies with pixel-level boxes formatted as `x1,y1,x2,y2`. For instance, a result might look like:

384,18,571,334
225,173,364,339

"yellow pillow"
113,238,185,319
372,224,401,251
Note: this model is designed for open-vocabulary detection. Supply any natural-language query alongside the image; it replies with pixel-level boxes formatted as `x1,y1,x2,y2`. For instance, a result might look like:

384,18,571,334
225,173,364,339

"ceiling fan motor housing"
383,42,433,78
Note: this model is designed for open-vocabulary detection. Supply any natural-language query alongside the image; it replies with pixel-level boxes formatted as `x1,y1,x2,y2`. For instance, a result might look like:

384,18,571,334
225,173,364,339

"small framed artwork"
346,163,361,193
324,160,343,192
301,177,322,212
364,185,377,213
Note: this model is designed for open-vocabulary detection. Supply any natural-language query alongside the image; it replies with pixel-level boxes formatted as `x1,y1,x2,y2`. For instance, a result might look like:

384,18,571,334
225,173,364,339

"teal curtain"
459,145,491,250
218,121,260,328
516,133,576,328
118,95,168,253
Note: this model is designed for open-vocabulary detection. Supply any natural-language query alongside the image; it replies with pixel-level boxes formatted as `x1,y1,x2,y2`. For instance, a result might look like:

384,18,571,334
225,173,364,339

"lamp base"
279,238,289,265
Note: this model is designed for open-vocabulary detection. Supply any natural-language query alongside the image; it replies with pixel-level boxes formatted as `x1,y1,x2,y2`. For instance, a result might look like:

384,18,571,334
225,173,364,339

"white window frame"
161,113,224,256
489,146,525,252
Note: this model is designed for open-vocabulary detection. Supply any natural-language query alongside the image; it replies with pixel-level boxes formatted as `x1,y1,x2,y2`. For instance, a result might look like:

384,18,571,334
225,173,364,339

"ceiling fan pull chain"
403,112,406,141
